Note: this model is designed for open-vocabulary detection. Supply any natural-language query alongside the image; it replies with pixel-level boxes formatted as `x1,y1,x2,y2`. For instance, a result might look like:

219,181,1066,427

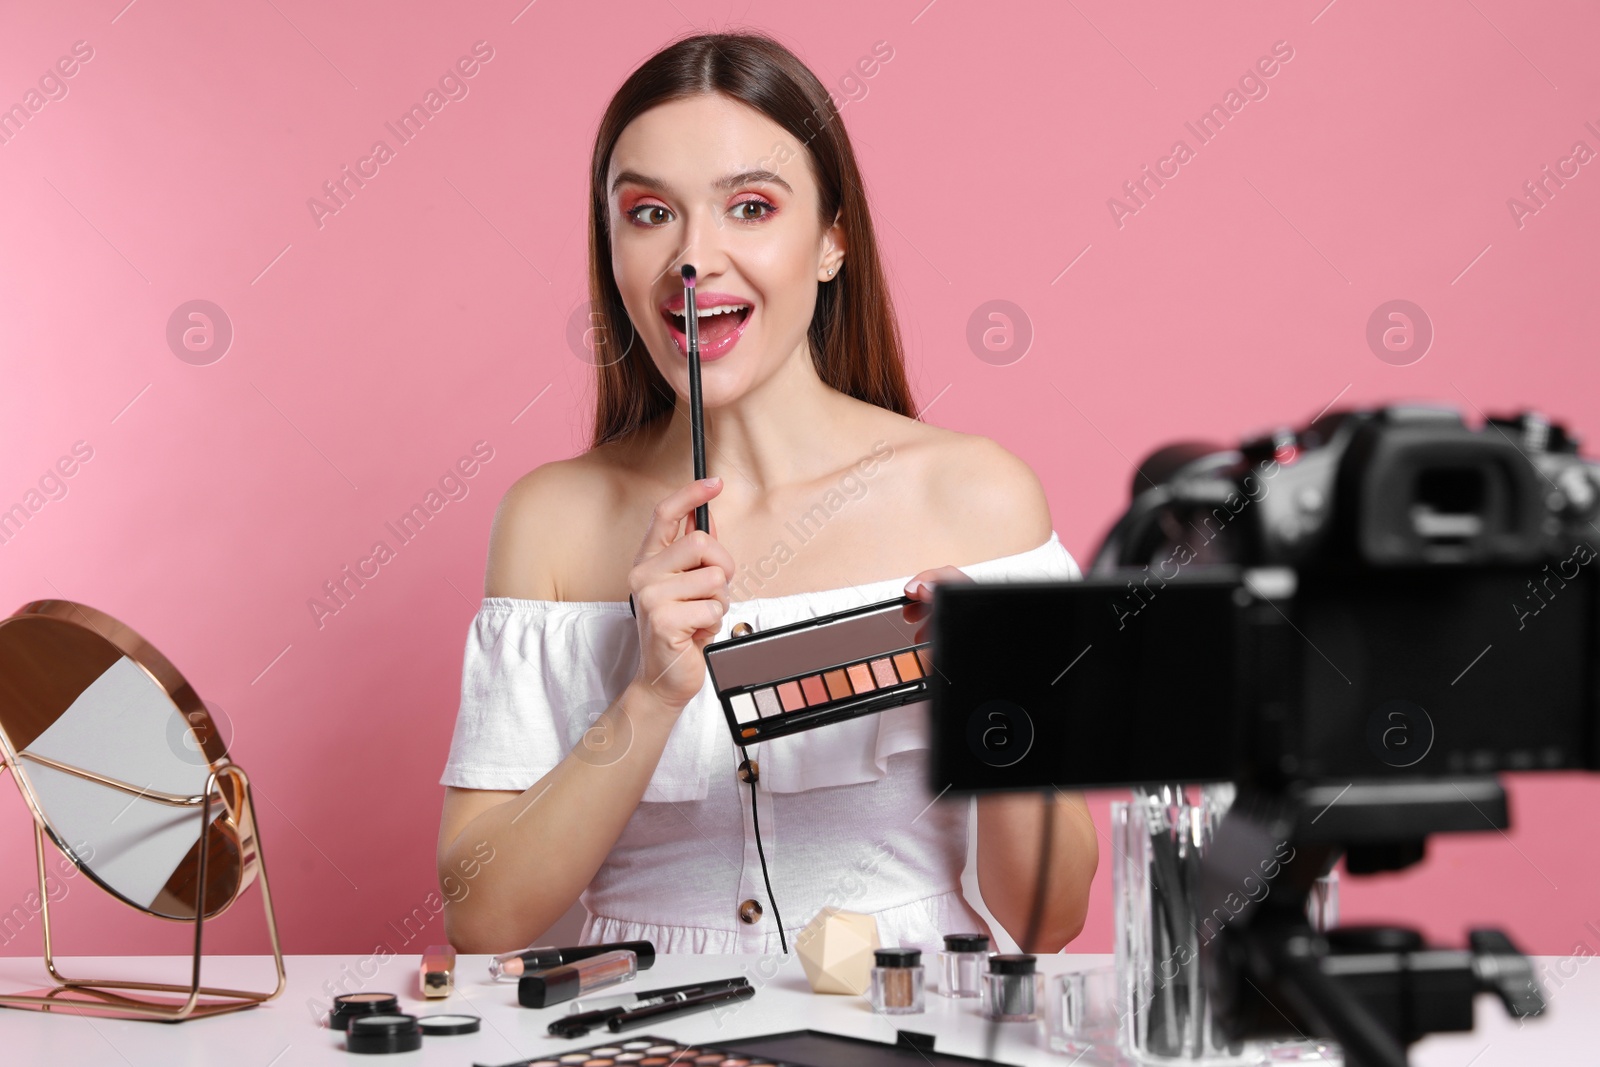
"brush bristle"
681,264,696,286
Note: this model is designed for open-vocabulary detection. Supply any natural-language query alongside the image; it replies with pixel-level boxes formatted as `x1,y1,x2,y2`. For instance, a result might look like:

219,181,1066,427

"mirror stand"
0,762,286,1021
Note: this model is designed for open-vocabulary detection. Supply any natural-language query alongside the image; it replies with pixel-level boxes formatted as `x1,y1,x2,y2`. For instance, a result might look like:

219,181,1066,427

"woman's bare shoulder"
842,404,1053,563
483,449,636,600
910,422,1054,562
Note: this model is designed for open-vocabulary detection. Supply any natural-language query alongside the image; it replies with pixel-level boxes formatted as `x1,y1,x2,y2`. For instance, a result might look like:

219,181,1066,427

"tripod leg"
1268,935,1409,1067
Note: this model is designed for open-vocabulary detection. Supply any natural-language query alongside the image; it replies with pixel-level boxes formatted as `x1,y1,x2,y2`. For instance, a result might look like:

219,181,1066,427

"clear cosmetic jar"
1045,965,1119,1056
869,948,925,1015
981,953,1042,1022
938,933,991,997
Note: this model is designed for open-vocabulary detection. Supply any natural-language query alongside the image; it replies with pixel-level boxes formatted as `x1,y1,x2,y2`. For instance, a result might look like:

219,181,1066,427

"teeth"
670,304,749,320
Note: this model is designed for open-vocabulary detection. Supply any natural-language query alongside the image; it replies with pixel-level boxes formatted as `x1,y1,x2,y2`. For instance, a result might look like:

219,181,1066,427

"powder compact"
329,992,400,1030
346,1014,422,1055
341,1010,481,1054
703,595,933,743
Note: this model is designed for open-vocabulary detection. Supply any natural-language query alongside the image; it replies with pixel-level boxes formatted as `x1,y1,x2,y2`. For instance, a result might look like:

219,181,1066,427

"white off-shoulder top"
440,532,1081,954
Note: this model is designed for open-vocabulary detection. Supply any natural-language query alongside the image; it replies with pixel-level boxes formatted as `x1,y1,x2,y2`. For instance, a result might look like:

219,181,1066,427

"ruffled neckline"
478,531,1069,613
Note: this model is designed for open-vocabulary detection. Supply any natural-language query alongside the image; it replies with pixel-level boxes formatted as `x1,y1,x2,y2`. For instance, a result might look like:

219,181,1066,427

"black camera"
1096,401,1600,572
926,403,1600,1067
930,403,1600,794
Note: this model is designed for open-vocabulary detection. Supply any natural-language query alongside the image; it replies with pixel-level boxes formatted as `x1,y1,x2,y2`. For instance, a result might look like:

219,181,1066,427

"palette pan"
703,595,933,743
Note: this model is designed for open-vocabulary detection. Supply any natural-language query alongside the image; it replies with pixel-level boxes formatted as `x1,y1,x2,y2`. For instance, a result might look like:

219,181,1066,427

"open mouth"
661,303,752,356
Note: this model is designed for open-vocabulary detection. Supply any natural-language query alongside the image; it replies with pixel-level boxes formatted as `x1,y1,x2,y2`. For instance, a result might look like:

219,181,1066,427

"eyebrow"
610,168,794,197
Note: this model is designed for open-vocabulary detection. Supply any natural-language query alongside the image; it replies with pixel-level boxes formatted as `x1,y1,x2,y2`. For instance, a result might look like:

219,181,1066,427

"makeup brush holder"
1112,785,1342,1066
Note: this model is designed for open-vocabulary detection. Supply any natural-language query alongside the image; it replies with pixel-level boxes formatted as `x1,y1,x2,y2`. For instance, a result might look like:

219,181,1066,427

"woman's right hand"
629,476,735,712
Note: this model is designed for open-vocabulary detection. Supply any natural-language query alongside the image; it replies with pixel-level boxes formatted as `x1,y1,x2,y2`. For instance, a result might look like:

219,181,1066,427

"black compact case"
703,595,935,743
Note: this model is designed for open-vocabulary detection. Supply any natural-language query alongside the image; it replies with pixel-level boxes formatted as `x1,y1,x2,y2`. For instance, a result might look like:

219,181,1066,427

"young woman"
436,32,1096,956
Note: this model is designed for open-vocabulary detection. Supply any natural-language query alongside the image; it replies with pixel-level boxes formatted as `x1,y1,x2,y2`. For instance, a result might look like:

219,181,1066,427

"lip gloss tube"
517,949,638,1009
489,939,656,981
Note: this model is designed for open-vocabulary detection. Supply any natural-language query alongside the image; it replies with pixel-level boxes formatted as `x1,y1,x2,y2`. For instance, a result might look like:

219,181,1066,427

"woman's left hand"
902,566,971,651
902,565,970,602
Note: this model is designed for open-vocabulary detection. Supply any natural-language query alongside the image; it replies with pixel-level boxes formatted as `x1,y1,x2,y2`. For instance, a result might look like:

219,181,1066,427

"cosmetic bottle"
868,948,924,1015
517,950,638,1009
981,953,1042,1022
938,933,991,997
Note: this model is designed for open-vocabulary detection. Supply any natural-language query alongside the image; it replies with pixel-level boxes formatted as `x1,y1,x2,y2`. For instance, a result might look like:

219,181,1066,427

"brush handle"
684,280,710,533
607,984,753,1032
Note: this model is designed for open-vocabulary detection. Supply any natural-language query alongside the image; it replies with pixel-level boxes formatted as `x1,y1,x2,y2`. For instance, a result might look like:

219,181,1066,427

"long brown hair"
586,32,915,449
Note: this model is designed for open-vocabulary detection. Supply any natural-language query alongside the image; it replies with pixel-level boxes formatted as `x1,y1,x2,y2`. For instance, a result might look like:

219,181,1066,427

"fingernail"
702,476,720,486
905,580,925,597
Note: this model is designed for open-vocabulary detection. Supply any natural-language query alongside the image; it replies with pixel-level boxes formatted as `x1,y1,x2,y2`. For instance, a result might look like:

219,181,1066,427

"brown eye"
732,200,774,221
626,204,672,226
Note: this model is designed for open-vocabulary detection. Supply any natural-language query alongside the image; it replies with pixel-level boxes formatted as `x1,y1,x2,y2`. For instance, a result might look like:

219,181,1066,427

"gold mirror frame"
0,599,285,1020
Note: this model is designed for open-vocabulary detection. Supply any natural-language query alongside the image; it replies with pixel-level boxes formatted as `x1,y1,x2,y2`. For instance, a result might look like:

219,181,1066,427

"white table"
0,953,1591,1065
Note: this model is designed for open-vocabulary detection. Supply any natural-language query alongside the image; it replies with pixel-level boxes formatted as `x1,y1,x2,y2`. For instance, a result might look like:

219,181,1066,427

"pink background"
2,0,1598,963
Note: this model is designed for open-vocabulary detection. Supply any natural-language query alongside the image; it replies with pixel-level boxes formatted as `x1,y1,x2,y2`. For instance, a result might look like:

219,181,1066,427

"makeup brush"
682,263,710,534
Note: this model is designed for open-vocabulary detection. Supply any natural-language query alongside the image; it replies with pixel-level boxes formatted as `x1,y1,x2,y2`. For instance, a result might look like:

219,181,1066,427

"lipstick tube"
420,944,455,998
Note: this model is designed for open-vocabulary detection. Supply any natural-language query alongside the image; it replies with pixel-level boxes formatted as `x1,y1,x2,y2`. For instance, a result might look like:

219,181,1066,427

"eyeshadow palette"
480,1029,1009,1066
479,1037,776,1065
702,596,934,743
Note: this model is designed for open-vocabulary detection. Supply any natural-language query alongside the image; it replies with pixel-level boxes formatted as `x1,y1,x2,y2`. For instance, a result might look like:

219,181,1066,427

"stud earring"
827,266,836,275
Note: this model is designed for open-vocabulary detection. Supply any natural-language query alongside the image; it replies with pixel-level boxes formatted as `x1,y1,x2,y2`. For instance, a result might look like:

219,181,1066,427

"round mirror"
0,600,254,921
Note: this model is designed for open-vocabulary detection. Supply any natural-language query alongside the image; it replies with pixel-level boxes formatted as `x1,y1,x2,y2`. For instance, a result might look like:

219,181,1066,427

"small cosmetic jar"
417,1013,481,1036
938,933,991,997
869,948,925,1015
328,992,400,1031
346,1013,422,1054
1045,965,1118,1056
981,953,1042,1022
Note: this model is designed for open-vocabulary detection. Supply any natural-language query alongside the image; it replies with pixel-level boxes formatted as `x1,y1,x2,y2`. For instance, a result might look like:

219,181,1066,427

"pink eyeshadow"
776,680,805,712
799,674,828,705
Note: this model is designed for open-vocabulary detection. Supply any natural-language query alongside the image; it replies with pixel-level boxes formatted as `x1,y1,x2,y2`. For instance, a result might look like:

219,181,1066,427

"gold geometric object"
0,599,285,1020
796,907,881,995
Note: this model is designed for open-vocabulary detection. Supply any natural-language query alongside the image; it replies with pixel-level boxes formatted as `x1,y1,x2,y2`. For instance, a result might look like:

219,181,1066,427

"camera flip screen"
928,574,1253,793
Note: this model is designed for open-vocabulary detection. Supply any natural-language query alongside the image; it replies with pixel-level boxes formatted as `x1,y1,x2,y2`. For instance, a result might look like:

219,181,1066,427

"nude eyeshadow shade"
847,662,875,693
702,595,935,743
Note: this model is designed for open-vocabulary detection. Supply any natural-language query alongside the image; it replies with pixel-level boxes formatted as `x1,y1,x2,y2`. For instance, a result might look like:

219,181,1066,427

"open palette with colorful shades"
481,1028,1010,1066
703,595,934,743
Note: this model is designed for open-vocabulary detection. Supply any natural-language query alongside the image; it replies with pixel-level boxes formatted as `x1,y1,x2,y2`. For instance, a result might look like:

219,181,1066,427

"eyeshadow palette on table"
703,596,934,743
481,1028,1010,1066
